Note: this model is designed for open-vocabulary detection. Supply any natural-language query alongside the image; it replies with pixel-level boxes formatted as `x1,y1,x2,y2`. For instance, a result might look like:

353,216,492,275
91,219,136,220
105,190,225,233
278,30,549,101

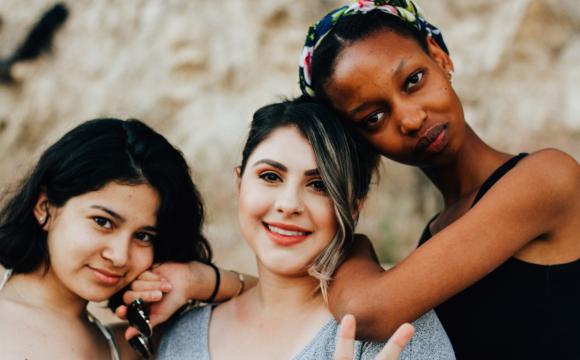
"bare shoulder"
507,149,580,200
523,148,580,174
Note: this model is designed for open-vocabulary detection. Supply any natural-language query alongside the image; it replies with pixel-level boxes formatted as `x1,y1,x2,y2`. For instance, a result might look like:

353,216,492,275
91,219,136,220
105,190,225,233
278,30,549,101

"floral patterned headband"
299,0,448,97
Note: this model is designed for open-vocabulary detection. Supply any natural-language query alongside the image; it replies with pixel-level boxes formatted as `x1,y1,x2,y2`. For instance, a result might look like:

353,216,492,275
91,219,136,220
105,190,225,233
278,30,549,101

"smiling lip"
415,123,448,154
88,266,124,286
263,222,312,247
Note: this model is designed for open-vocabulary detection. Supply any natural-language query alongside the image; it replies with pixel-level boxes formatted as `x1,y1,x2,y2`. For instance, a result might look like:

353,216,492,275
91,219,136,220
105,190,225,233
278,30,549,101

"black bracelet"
204,262,220,303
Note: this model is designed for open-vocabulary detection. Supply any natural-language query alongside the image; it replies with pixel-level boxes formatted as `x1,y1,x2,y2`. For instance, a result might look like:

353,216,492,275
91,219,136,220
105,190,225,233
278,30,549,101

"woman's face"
41,182,158,302
325,30,465,167
237,126,338,276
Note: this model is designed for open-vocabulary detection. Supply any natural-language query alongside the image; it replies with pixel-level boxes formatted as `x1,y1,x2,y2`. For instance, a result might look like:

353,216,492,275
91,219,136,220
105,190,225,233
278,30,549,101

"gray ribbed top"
157,306,455,359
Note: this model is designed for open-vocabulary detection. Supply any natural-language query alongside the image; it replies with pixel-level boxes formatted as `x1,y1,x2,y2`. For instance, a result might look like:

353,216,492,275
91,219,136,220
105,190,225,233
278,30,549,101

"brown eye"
405,71,424,91
363,112,385,129
259,172,281,183
93,216,112,229
135,232,155,244
309,179,327,193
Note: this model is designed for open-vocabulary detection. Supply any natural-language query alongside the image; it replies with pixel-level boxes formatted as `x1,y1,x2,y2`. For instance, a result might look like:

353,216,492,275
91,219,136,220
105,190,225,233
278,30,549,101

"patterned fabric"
299,0,448,97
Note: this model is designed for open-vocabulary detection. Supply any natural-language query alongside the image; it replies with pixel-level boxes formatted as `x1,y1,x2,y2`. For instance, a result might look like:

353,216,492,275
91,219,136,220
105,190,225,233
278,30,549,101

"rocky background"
0,0,578,275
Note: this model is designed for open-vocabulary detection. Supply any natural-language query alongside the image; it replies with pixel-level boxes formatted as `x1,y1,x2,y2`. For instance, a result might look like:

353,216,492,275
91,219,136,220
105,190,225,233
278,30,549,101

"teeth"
268,225,307,236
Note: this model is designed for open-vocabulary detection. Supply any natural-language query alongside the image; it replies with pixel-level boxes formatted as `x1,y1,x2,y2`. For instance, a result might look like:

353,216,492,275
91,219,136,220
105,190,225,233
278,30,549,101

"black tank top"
418,153,580,360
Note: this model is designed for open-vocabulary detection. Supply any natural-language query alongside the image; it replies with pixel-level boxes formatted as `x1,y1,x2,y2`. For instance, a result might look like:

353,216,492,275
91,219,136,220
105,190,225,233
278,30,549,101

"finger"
123,290,163,304
136,270,163,281
375,323,415,360
125,326,140,341
130,279,172,292
115,305,128,319
334,314,356,360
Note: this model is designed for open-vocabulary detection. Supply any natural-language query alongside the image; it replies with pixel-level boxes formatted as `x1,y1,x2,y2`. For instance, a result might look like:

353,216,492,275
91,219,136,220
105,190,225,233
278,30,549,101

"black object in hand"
127,298,152,338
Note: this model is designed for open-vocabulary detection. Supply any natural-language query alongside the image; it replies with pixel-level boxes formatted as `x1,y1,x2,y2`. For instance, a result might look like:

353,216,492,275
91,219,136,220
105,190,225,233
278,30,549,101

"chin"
261,257,311,277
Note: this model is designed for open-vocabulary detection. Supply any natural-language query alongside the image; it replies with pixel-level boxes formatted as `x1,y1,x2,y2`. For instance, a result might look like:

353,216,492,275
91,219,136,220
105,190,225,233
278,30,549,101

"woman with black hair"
298,1,580,359
0,118,212,359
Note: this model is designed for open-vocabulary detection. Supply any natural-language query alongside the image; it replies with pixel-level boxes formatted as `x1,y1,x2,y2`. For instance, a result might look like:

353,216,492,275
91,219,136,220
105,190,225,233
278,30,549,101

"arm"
119,261,257,340
329,149,580,340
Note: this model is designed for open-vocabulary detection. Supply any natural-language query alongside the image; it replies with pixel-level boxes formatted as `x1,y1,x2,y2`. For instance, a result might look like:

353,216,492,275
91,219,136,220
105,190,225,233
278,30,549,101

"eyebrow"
90,205,158,232
91,205,125,222
394,58,408,78
253,159,319,177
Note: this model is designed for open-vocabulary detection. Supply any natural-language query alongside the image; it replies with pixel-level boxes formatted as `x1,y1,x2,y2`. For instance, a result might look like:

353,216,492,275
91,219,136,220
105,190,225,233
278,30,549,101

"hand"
116,261,214,340
334,314,415,360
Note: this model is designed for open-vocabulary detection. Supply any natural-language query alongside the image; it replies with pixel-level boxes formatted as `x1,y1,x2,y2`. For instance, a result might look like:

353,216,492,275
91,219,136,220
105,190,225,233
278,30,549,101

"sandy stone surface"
0,0,578,278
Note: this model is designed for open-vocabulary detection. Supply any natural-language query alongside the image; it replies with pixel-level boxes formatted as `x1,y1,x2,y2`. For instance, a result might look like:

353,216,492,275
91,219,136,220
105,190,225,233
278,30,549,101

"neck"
420,125,512,206
241,263,327,321
3,267,88,319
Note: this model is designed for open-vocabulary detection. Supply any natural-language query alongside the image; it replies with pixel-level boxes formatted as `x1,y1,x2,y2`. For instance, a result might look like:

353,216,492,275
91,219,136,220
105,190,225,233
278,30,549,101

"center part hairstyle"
0,118,212,274
240,96,379,299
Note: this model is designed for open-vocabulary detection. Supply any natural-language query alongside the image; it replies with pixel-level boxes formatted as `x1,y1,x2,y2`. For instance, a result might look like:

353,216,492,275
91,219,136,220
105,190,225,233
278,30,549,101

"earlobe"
427,35,454,74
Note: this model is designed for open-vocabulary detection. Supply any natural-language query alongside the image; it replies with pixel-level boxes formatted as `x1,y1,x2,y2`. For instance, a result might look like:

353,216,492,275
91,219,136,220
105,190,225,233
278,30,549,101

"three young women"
0,118,212,359
298,1,580,359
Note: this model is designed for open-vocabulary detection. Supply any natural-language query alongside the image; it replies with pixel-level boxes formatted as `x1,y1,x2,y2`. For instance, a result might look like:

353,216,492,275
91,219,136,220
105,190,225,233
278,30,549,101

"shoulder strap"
471,153,529,207
87,311,121,360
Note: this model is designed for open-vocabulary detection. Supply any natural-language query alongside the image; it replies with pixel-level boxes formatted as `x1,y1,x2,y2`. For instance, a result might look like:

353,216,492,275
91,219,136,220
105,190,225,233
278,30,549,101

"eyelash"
405,70,424,91
259,171,281,183
93,216,112,229
92,216,155,244
308,179,327,193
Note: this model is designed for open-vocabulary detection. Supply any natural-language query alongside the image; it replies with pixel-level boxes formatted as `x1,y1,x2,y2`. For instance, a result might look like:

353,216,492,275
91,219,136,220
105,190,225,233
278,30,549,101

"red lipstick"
263,222,311,247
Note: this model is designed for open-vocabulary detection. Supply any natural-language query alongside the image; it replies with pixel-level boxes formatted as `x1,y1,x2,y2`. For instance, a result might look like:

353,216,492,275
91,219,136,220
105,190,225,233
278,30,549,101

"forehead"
328,31,428,99
248,126,317,169
66,182,160,222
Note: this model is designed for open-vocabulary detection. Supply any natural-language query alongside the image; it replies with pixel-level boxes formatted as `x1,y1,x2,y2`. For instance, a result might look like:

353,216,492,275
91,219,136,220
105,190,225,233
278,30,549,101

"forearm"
185,262,257,302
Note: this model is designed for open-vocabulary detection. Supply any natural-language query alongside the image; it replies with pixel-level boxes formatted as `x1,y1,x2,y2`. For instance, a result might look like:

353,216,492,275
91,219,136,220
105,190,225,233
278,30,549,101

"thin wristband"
230,270,245,297
204,263,220,303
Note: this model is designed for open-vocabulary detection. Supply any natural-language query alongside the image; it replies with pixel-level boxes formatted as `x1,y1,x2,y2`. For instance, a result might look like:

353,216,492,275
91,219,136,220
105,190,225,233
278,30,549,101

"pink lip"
263,222,312,247
414,123,449,154
88,266,124,286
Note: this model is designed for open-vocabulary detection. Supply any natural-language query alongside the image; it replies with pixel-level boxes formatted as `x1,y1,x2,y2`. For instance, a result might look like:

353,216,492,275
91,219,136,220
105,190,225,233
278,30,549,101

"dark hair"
311,12,429,100
240,96,379,298
0,118,212,274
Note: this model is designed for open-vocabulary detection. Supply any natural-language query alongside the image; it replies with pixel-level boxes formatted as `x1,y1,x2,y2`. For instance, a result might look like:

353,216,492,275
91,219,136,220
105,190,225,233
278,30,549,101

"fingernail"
128,335,151,359
161,282,172,292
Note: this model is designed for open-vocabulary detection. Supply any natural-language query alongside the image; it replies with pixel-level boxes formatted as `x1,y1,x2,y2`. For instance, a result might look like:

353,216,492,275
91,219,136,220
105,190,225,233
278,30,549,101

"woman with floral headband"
297,1,580,359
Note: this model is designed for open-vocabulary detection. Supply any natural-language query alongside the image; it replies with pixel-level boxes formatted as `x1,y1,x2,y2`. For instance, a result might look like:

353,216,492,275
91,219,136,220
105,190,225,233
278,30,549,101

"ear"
33,192,51,229
352,198,366,221
426,36,454,74
234,166,242,195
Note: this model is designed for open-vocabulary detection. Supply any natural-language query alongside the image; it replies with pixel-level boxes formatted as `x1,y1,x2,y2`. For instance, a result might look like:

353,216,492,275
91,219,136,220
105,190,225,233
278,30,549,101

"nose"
393,100,427,136
101,235,130,267
275,184,304,216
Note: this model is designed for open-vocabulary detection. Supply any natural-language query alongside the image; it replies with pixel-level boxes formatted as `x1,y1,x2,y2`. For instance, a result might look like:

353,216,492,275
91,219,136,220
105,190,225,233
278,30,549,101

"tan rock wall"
0,0,578,273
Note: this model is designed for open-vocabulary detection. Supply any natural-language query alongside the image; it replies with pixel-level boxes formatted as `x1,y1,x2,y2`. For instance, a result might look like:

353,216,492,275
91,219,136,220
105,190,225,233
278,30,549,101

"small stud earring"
448,70,454,82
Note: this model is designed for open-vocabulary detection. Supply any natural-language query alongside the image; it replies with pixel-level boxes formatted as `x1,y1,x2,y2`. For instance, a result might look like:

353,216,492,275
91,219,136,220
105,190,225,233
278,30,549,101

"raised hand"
334,314,415,360
116,261,215,340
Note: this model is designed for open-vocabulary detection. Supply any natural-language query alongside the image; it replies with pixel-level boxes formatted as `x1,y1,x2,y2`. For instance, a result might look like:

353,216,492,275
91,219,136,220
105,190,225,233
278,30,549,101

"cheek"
309,197,338,239
126,247,154,281
238,182,271,223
